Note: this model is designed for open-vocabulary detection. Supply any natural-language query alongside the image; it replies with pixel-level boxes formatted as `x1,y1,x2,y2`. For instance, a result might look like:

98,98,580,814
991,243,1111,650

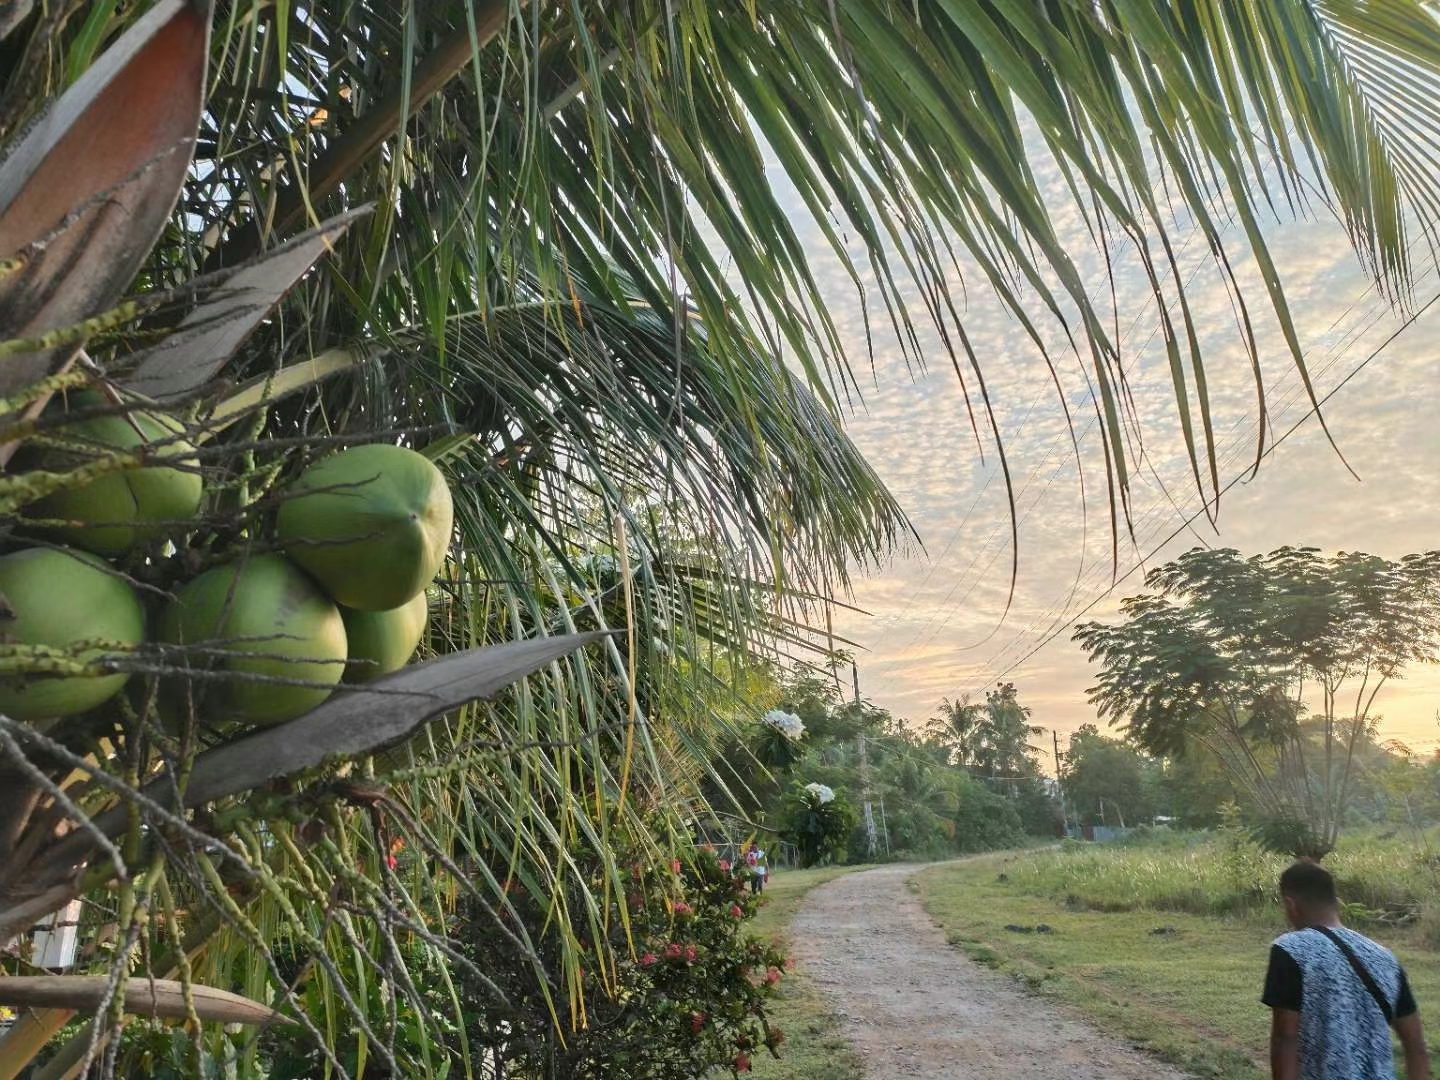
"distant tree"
928,682,1044,782
927,696,985,767
1061,725,1157,827
1154,748,1246,829
1074,547,1440,858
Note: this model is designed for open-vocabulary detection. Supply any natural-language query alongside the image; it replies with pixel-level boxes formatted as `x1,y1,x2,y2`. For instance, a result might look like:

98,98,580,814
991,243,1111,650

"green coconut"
275,444,453,611
0,547,145,721
341,592,429,683
21,389,203,557
159,555,347,726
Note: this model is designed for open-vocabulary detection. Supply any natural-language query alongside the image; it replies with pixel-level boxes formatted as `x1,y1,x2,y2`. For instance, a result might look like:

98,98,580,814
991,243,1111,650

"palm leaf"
0,0,210,397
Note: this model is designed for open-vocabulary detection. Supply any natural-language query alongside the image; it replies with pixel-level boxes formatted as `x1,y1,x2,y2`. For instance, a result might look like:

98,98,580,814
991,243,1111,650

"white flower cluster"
762,709,805,740
803,782,835,805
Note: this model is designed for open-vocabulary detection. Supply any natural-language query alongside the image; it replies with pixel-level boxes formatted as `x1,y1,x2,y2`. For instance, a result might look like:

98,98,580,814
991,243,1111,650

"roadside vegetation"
712,666,1059,868
917,828,1440,1080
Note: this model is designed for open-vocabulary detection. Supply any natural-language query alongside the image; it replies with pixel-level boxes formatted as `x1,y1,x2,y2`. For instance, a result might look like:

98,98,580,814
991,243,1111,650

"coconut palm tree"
5,1,1440,1074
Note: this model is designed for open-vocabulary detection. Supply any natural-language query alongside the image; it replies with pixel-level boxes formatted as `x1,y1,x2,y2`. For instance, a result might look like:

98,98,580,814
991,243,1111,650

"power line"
970,263,1435,685
975,288,1440,689
960,238,1440,687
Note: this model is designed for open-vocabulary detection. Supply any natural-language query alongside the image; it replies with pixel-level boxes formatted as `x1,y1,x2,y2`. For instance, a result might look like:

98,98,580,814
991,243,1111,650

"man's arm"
1395,1012,1430,1080
1270,1008,1301,1080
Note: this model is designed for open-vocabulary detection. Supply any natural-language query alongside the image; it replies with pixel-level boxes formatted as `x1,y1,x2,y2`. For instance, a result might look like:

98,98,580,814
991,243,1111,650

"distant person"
1263,860,1429,1080
745,847,767,894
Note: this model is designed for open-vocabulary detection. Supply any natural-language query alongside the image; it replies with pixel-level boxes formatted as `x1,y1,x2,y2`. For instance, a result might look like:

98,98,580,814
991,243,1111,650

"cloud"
758,127,1440,760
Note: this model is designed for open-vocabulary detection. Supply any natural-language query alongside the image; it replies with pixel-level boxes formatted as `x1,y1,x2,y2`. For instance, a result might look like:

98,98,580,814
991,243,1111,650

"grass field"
916,833,1440,1080
745,866,866,1080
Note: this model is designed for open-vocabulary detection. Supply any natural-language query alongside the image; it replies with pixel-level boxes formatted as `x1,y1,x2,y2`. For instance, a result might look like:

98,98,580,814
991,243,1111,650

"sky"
771,147,1440,767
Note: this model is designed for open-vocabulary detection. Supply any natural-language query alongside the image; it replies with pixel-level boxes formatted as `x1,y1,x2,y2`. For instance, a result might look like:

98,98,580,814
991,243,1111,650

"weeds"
1004,826,1439,922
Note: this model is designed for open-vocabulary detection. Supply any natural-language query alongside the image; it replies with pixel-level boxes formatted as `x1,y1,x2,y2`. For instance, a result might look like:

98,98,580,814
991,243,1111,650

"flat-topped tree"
1074,547,1440,858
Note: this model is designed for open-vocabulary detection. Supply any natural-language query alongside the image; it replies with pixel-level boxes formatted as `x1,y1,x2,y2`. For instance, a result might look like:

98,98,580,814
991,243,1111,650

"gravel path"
788,863,1191,1079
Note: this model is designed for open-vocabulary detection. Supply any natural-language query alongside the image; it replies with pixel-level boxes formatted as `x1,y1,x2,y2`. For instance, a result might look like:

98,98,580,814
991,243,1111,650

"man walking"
1263,861,1430,1079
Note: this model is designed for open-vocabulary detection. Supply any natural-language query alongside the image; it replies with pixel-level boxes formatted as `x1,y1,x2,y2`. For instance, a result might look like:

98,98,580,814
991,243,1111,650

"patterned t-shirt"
1262,925,1417,1080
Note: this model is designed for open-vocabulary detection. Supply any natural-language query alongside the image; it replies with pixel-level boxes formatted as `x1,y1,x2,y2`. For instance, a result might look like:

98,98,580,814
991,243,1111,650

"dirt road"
788,863,1190,1078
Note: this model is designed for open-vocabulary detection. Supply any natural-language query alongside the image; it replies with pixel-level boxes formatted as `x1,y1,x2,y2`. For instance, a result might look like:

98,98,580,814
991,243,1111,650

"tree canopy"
1074,546,1440,856
1060,724,1158,829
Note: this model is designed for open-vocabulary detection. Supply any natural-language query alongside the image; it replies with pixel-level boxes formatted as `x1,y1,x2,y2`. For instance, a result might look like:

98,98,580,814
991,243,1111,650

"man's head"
1278,860,1339,929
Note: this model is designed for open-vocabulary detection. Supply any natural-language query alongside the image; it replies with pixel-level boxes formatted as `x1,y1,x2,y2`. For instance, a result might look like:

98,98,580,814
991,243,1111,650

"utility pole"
1053,729,1068,835
859,732,878,859
854,661,878,860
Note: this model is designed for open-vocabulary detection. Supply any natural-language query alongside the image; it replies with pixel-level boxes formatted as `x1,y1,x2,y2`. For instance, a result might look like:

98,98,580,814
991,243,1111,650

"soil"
788,863,1191,1078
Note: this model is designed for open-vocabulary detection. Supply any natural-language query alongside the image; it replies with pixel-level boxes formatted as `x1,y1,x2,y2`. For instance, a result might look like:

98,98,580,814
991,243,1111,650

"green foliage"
258,837,790,1079
995,823,1440,922
927,682,1044,781
781,783,857,869
14,0,1440,1071
1075,547,1440,857
752,715,806,775
1061,724,1158,828
734,667,1050,863
949,781,1029,854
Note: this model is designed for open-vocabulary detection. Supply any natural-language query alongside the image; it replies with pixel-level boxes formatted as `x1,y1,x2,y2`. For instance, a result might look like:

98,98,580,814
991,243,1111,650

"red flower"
690,1011,706,1033
664,943,683,961
718,859,731,871
767,1027,786,1047
639,952,659,966
765,965,782,985
733,1052,751,1072
729,904,743,918
385,855,398,870
684,944,698,963
671,858,682,874
673,901,693,916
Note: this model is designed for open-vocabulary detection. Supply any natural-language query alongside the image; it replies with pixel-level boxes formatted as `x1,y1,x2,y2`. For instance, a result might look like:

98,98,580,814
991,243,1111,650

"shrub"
253,831,790,1079
781,782,856,868
445,838,789,1079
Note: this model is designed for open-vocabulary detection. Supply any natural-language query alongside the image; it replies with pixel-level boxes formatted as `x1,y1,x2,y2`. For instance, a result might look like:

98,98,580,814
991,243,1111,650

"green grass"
916,839,1440,1080
745,866,866,1080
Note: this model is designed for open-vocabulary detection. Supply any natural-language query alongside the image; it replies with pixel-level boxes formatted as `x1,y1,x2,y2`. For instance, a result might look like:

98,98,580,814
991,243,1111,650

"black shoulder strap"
1312,926,1394,1025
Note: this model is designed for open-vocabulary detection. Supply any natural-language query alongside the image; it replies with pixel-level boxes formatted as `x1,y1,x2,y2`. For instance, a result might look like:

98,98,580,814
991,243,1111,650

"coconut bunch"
4,391,454,729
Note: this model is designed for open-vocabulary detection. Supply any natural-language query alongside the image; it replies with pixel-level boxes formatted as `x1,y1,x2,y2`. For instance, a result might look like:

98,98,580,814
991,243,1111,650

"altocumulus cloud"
755,126,1440,760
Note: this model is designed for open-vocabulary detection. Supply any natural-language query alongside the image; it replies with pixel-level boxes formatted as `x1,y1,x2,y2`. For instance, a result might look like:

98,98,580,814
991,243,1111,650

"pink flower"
664,943,683,961
765,965,782,985
734,1051,751,1072
385,855,398,870
673,901,693,916
685,944,698,963
718,859,731,871
729,904,743,918
639,952,658,966
671,858,682,874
